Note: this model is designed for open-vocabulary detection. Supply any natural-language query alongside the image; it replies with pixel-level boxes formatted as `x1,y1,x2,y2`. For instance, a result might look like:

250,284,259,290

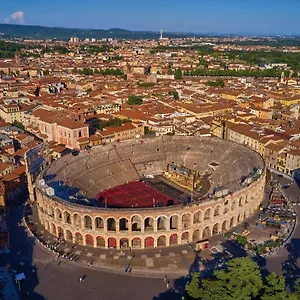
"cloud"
4,11,25,24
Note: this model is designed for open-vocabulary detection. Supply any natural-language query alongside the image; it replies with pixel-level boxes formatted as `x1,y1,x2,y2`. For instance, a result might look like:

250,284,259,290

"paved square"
87,253,93,257
169,252,175,257
75,250,81,255
100,254,106,259
141,254,147,259
155,253,161,258
181,250,188,254
145,258,154,267
64,248,70,252
113,256,119,260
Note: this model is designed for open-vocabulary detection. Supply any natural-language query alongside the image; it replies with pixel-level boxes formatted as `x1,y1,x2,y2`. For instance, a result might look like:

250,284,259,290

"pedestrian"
167,281,169,288
79,277,82,282
164,275,167,282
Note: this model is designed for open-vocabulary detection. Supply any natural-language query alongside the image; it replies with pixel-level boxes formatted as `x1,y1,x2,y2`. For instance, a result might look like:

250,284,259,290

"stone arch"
55,208,62,220
108,237,117,248
231,200,236,211
107,217,116,231
144,236,154,248
84,215,92,229
58,226,64,238
245,194,248,204
48,205,54,217
132,237,141,249
222,220,228,232
51,223,57,235
157,235,166,247
204,208,212,221
157,216,167,231
44,220,50,231
64,211,71,224
181,231,189,243
212,223,219,235
193,211,202,224
239,196,243,207
202,226,211,238
193,229,200,242
244,211,248,220
96,236,105,248
144,217,154,232
95,217,104,230
75,232,83,245
119,218,129,231
86,234,94,246
66,230,73,242
214,205,221,217
120,238,129,248
169,234,178,246
237,213,242,223
131,215,142,231
182,213,191,229
170,215,179,229
73,213,81,228
230,216,235,228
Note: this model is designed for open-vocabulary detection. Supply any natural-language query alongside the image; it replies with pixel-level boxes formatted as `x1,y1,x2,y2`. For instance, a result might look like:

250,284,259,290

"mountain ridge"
0,23,196,40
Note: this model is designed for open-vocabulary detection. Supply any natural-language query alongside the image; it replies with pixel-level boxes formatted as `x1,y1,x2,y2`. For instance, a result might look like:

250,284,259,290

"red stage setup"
95,181,179,208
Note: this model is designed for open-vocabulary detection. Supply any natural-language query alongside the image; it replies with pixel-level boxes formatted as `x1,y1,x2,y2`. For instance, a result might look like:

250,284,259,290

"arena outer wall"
36,172,266,250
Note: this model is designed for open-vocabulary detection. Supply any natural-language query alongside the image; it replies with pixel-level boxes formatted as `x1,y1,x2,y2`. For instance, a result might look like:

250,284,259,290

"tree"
261,273,294,300
172,91,180,100
215,257,264,299
205,79,225,87
185,257,299,300
144,126,155,135
127,95,143,105
174,68,183,79
186,272,201,299
12,120,25,131
294,278,300,299
98,118,130,130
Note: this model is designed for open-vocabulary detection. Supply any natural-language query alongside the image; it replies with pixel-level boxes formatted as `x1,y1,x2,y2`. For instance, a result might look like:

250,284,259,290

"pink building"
25,108,88,149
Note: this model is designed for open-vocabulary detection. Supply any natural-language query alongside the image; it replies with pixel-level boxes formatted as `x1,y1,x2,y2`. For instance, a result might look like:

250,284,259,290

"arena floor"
95,181,180,208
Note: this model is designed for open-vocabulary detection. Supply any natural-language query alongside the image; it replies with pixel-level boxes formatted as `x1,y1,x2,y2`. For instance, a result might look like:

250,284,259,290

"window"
79,131,82,138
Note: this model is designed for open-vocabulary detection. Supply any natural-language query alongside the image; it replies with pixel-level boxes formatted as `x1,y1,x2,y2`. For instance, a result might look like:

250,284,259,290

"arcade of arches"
37,179,264,249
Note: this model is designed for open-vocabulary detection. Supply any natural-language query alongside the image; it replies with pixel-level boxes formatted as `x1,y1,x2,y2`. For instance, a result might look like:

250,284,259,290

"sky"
0,0,299,35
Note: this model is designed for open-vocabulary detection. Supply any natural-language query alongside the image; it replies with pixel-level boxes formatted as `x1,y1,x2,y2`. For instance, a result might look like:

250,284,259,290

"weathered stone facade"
36,171,265,249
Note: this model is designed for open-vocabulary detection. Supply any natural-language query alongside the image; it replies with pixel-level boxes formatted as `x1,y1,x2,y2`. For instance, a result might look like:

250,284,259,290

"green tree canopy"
185,257,299,300
12,120,25,131
127,95,143,105
174,68,183,79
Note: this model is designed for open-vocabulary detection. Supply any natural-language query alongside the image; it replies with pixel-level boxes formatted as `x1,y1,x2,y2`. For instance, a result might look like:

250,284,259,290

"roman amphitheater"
36,136,266,250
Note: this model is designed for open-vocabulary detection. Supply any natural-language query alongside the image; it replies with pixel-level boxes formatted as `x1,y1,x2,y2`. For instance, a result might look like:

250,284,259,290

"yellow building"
0,104,26,124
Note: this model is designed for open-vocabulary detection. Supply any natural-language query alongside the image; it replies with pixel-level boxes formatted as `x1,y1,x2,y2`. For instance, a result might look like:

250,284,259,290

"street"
7,205,181,300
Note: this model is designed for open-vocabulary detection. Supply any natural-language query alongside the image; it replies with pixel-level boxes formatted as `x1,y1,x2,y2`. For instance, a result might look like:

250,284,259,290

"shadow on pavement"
8,202,44,299
282,238,300,291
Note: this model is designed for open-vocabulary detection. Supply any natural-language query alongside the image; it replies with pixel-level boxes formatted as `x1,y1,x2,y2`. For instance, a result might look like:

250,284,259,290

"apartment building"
0,104,26,124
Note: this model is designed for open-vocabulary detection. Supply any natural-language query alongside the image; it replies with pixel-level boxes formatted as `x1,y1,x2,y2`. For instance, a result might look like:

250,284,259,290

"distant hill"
0,23,195,40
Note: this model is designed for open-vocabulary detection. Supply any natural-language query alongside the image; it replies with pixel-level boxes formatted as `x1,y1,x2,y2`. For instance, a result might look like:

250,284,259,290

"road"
265,174,300,277
7,206,182,300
